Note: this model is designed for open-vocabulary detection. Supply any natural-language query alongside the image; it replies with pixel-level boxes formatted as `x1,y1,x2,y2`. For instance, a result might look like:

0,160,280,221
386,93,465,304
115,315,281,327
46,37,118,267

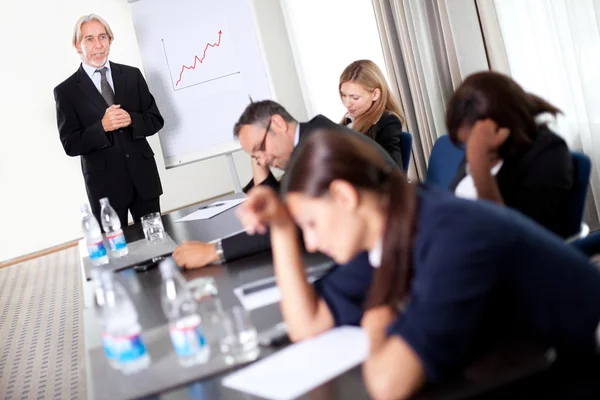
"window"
281,0,388,120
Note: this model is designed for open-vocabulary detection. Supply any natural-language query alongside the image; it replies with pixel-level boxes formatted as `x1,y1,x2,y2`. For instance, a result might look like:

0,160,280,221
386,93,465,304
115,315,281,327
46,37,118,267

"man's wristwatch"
214,239,226,264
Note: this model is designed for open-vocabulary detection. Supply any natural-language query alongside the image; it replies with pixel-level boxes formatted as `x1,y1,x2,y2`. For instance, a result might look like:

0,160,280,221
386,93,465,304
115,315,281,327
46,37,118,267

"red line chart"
175,30,223,87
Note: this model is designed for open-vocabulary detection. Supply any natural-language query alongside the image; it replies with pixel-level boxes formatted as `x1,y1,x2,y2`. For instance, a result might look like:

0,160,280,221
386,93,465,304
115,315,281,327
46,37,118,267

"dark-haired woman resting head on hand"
237,128,600,399
447,71,574,238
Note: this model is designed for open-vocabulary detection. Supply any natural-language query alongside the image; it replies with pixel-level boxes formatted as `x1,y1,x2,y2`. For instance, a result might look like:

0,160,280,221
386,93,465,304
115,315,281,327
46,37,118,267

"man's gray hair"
72,14,114,47
233,100,296,138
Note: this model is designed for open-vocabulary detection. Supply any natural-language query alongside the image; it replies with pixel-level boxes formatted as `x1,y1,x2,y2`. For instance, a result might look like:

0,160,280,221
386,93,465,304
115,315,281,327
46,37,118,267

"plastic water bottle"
159,258,210,367
99,198,128,258
81,204,109,266
100,270,150,374
90,268,119,369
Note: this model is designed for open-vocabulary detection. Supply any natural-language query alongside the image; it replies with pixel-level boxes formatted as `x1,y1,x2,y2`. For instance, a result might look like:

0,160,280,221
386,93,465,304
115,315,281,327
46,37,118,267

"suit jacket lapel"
76,65,108,112
110,62,127,106
298,122,307,139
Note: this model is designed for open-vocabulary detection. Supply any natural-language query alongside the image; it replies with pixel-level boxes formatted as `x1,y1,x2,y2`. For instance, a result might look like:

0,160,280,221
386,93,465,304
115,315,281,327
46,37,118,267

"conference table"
80,194,553,400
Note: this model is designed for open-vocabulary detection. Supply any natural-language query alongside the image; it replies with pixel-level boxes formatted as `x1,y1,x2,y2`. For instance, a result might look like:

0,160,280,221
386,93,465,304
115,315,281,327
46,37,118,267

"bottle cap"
159,257,177,277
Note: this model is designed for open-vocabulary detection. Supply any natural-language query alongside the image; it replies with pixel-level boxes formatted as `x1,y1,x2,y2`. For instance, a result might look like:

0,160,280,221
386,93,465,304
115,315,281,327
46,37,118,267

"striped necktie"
96,67,115,106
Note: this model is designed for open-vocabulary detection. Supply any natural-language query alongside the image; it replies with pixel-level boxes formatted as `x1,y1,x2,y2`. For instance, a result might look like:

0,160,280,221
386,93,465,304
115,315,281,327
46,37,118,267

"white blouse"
368,239,383,268
454,160,504,200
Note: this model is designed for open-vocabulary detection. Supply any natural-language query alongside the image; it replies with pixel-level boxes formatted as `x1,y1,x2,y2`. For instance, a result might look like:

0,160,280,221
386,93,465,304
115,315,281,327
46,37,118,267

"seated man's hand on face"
172,241,218,269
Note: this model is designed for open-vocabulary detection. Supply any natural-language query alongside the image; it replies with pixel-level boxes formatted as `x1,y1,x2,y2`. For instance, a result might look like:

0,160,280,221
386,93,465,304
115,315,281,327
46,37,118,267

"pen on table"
198,202,225,210
242,278,277,295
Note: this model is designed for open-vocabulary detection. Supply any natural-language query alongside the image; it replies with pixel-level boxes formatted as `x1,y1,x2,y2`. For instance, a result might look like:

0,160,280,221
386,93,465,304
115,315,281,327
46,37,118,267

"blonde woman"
340,59,407,169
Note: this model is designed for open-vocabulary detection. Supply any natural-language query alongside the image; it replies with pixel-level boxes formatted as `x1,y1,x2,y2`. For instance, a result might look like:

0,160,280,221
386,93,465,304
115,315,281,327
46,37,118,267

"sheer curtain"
371,0,488,180
482,0,600,228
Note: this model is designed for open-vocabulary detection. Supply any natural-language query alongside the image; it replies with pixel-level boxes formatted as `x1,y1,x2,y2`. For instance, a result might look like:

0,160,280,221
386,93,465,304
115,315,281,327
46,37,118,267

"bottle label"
101,333,116,360
88,240,107,260
106,231,127,252
109,332,147,363
169,323,207,357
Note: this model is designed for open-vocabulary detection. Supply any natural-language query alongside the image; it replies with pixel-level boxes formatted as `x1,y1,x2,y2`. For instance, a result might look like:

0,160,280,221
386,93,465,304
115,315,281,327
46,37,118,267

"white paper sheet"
175,198,247,222
222,327,368,400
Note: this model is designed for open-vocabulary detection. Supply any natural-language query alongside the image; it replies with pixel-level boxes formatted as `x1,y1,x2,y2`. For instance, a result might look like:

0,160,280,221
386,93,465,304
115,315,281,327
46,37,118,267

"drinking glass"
141,212,165,243
213,306,259,365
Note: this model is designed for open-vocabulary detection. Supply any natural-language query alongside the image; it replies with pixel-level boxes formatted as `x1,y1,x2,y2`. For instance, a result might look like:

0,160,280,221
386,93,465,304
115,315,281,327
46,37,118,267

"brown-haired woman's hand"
466,119,510,163
361,306,397,352
465,119,507,204
237,186,293,235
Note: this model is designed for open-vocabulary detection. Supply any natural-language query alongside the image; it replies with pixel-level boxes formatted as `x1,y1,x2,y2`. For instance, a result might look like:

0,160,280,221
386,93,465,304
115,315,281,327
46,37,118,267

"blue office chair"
567,151,592,240
424,138,591,238
425,134,465,189
399,132,413,172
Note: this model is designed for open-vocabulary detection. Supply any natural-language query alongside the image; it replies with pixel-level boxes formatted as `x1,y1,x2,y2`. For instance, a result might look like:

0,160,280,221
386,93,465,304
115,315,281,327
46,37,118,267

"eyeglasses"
253,118,272,157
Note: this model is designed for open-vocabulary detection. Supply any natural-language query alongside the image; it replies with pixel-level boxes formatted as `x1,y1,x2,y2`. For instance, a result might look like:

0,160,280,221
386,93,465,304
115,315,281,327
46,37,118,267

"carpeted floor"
0,247,87,399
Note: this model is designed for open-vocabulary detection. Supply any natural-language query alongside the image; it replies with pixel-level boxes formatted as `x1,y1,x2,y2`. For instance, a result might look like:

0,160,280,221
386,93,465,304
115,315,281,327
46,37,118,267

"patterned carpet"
0,247,87,399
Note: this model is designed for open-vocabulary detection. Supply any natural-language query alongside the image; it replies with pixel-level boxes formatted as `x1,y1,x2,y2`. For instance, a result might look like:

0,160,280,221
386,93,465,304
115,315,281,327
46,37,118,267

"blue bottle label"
110,333,147,363
88,241,107,260
169,324,207,357
101,334,116,360
107,232,127,251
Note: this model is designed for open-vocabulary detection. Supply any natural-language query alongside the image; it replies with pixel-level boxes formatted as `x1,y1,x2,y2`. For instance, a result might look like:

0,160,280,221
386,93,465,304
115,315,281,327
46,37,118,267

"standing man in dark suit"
54,14,163,227
173,100,398,268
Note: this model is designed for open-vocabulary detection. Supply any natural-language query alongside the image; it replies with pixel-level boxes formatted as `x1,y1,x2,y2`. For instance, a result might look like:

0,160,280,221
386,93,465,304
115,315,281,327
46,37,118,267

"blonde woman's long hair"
339,60,405,138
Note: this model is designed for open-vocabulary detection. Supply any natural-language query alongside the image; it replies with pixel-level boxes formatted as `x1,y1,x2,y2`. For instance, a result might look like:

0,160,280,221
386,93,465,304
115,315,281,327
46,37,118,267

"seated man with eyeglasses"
172,100,398,269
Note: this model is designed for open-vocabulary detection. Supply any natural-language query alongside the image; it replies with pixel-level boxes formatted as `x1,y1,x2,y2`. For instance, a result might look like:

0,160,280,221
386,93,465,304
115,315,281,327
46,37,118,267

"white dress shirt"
81,61,115,94
368,239,383,268
293,123,300,147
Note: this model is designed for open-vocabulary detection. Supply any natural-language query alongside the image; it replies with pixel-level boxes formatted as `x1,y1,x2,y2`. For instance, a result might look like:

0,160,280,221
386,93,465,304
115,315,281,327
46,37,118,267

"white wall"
0,0,306,262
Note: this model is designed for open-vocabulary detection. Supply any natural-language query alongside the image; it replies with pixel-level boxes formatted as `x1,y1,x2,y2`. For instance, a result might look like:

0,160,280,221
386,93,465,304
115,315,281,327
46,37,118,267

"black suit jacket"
344,111,404,169
449,128,574,238
226,114,399,261
54,62,163,210
242,114,398,193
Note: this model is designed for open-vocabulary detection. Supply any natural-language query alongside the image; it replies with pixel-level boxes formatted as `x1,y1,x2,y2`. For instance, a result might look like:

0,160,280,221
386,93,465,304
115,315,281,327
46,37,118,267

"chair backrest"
399,132,413,172
426,134,465,189
568,151,591,235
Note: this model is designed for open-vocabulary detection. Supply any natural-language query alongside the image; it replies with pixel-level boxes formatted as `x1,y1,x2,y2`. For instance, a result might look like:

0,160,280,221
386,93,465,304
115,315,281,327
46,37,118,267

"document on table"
175,198,247,222
222,327,369,400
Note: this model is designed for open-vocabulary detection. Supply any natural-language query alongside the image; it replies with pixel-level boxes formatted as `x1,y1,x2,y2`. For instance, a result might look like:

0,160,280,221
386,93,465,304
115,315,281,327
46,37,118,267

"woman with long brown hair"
447,71,574,237
238,128,600,399
339,60,408,169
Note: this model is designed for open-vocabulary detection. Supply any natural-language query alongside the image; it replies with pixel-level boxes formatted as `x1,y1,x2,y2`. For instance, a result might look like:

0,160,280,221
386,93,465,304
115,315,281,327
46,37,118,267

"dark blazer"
343,111,405,169
54,62,163,211
242,114,398,193
227,114,400,261
449,128,574,238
